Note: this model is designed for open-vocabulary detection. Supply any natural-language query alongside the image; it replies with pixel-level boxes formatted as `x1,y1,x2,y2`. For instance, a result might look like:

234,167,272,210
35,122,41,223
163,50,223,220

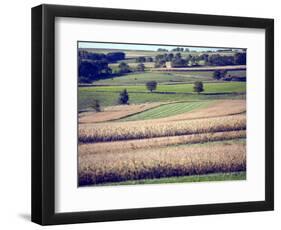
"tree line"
79,51,148,83
78,50,246,84
153,52,246,68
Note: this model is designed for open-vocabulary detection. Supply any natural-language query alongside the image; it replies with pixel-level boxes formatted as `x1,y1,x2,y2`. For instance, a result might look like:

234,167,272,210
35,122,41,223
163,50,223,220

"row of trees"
212,69,246,82
79,51,124,83
156,47,190,52
136,56,153,63
153,52,246,68
79,51,125,62
79,61,146,83
79,50,150,83
79,60,112,83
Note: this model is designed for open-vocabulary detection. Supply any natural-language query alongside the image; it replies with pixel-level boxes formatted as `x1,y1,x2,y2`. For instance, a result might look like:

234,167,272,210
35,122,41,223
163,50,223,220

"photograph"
77,42,247,187
30,3,274,225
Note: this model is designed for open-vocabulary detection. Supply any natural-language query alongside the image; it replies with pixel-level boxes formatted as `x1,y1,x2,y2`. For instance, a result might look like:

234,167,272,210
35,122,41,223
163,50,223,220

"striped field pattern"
78,99,247,185
121,101,211,121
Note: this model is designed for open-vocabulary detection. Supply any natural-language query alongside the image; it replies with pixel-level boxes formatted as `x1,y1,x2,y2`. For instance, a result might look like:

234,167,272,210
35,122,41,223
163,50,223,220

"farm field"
78,101,246,185
102,172,246,186
79,139,246,186
82,82,246,93
120,101,211,121
79,81,246,110
91,70,246,85
78,42,247,186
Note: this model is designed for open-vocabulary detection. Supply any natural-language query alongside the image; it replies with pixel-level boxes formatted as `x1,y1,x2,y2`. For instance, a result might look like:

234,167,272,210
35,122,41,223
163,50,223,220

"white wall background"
0,0,279,228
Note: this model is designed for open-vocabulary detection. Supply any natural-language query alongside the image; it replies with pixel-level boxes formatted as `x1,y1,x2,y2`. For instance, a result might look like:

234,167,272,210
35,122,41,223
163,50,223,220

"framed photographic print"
31,4,274,225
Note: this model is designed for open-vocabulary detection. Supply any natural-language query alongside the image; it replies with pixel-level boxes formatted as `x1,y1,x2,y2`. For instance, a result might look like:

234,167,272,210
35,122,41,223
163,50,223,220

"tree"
118,89,129,104
136,56,146,63
207,54,235,66
167,53,174,61
79,60,112,83
175,52,181,59
137,63,145,72
91,99,101,112
193,81,204,94
118,62,131,73
213,70,221,80
234,53,246,65
171,54,187,67
106,52,125,62
146,81,158,92
213,70,227,80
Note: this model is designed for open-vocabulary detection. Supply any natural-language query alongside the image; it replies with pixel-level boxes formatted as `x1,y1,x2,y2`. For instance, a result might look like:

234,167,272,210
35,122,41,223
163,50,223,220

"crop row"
79,130,246,156
79,114,246,143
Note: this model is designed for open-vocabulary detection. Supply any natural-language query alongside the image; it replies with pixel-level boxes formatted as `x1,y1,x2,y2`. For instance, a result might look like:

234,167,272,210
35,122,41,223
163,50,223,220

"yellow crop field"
79,114,246,143
79,141,246,185
79,130,246,155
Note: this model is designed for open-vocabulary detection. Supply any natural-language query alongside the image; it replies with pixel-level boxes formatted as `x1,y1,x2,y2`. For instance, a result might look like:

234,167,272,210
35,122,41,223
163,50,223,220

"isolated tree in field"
193,81,204,94
91,99,101,112
118,89,129,104
118,62,131,74
213,70,227,80
213,70,221,80
137,63,145,72
146,81,158,92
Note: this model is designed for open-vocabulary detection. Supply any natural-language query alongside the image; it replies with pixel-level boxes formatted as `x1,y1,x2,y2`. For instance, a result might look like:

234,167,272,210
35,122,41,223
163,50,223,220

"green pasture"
78,82,246,111
93,70,246,85
78,89,245,111
121,101,211,121
79,81,246,110
98,171,246,186
93,71,219,85
81,81,246,94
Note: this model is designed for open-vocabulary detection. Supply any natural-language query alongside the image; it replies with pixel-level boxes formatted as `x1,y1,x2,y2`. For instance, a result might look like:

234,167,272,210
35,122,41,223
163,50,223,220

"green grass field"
92,70,246,85
82,82,246,93
79,82,246,110
121,101,211,121
97,172,246,186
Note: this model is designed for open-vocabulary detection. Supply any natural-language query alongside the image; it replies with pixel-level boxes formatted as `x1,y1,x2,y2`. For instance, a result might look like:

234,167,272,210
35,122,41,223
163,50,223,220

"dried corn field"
79,130,246,155
79,141,246,185
78,99,247,186
79,114,246,143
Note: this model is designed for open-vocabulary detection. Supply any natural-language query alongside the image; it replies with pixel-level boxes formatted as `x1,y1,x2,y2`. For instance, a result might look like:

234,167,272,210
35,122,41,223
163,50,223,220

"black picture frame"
31,4,274,225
